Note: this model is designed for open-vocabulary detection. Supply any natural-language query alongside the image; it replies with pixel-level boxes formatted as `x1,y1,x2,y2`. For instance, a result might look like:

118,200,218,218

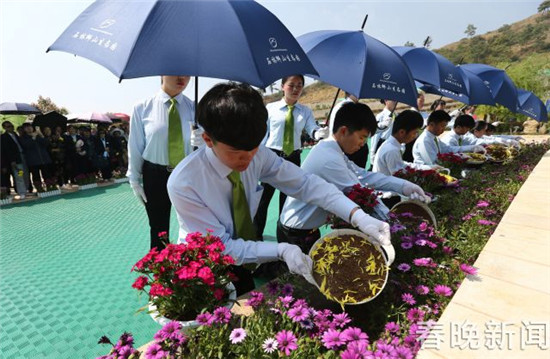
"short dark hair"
333,102,376,136
198,82,267,151
454,114,475,129
1,121,13,128
430,99,446,111
392,110,423,135
281,75,304,86
487,123,496,132
427,110,451,125
473,120,488,132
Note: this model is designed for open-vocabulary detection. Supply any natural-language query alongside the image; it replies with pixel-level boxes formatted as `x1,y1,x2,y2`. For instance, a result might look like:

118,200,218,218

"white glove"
402,181,431,204
190,127,205,147
313,127,330,140
472,145,486,154
130,181,148,205
350,210,391,247
278,243,313,276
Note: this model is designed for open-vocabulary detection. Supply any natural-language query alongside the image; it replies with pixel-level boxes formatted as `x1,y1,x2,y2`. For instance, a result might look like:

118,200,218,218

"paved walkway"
417,150,550,358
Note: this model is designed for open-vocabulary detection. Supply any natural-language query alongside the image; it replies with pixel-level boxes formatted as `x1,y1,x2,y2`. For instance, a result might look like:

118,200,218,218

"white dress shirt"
126,90,195,183
462,132,502,145
167,145,357,265
370,108,396,164
328,98,354,134
280,137,407,230
373,136,433,176
413,130,472,165
264,99,319,151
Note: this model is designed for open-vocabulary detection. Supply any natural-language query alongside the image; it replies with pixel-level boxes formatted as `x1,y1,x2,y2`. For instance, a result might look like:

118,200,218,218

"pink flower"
413,257,433,267
333,313,351,328
418,222,428,232
401,293,416,305
476,200,490,208
229,328,246,344
262,338,278,353
246,291,264,308
406,308,425,322
322,329,345,349
459,263,478,275
401,242,413,250
397,263,411,272
416,285,429,295
275,330,298,356
149,283,173,297
197,266,215,285
341,341,371,358
212,306,231,324
433,284,453,297
288,306,309,322
195,312,212,326
478,219,496,226
341,327,369,344
385,321,400,333
131,276,149,290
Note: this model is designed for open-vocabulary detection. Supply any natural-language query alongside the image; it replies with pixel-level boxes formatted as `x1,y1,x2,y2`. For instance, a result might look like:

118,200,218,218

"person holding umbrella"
1,121,27,198
127,75,203,250
254,75,329,240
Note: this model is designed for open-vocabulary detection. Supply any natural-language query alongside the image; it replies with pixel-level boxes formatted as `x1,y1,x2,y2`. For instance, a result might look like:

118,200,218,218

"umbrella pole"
194,76,199,129
325,88,341,127
361,14,368,30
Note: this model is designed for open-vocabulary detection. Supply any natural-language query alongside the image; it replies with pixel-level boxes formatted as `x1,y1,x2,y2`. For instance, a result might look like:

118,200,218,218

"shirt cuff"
254,242,279,264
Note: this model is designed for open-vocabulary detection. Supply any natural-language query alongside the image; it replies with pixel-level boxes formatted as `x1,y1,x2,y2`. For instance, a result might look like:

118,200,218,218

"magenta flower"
413,257,433,267
416,285,429,295
278,295,294,308
262,338,278,353
397,263,411,272
341,327,369,344
266,281,279,295
246,291,264,308
333,313,351,328
433,284,453,297
195,312,212,326
322,329,345,349
478,219,496,226
476,200,490,208
406,308,425,322
415,239,427,246
390,223,406,233
401,242,413,250
275,330,298,356
212,306,231,324
401,293,416,305
342,340,371,358
287,306,309,322
459,263,478,275
394,345,414,359
144,343,167,359
281,283,294,296
229,328,247,344
385,321,400,333
418,222,428,232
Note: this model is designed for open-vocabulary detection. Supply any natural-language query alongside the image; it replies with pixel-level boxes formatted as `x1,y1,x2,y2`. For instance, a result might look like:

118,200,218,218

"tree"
422,36,432,49
404,41,415,47
31,96,69,115
538,0,550,13
465,24,477,38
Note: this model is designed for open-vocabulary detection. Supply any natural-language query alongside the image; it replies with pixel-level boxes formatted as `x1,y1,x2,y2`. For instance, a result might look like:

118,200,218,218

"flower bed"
97,141,550,359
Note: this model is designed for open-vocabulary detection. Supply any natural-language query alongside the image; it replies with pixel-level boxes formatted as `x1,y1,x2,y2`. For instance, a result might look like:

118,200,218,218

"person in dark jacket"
19,123,52,191
93,129,112,180
1,121,27,196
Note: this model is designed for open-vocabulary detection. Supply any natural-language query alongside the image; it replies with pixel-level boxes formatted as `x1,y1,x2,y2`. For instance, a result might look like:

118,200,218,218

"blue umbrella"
517,89,548,122
0,102,41,115
420,66,496,106
297,30,418,107
393,46,467,96
47,0,317,88
460,64,519,112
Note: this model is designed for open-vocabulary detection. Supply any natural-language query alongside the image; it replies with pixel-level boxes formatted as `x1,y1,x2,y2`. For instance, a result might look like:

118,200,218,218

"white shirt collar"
157,90,185,104
205,146,233,179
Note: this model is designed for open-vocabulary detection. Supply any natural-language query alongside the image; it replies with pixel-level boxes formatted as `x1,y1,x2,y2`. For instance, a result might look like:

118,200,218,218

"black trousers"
253,149,301,239
276,220,321,255
142,160,172,249
230,265,256,296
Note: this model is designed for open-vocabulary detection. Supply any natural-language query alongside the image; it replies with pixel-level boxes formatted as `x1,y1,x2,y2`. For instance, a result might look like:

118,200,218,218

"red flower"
132,276,149,290
198,266,215,286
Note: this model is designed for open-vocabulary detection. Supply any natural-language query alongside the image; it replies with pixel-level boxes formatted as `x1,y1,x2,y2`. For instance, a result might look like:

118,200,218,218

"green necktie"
458,137,463,146
168,98,184,168
227,171,256,240
434,137,441,154
282,105,295,156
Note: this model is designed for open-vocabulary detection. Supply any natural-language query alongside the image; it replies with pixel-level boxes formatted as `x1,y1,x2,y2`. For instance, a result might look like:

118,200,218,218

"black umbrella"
33,111,68,132
0,102,41,115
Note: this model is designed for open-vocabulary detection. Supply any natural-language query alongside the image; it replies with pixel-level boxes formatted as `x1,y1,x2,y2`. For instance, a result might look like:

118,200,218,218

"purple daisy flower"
321,329,345,349
229,328,247,344
212,306,231,324
281,283,294,296
397,263,411,272
144,343,167,359
478,219,496,225
299,318,314,330
275,330,298,356
341,327,369,344
246,291,264,308
433,284,453,297
406,308,425,322
266,281,279,295
287,306,309,322
195,312,212,326
385,321,400,333
401,293,416,305
401,242,413,250
278,295,294,308
416,285,429,295
333,313,351,328
413,257,432,267
395,345,414,359
343,340,371,357
390,223,406,233
418,222,428,232
459,263,478,275
477,200,489,208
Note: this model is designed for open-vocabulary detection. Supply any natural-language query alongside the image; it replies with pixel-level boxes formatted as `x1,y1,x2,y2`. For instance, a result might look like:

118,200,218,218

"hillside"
269,11,550,121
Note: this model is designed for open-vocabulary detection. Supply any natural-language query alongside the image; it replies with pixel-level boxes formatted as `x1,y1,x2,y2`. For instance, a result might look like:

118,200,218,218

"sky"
0,0,541,116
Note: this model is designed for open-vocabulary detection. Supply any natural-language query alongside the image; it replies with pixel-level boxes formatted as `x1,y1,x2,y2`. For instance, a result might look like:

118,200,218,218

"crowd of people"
0,121,129,199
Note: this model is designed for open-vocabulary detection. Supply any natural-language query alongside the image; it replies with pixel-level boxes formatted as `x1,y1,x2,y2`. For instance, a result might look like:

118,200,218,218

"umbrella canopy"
0,102,41,115
47,0,317,88
517,89,548,122
297,30,418,107
420,66,496,106
0,114,28,131
108,112,130,122
393,46,467,96
460,64,519,112
67,112,112,124
33,111,68,131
